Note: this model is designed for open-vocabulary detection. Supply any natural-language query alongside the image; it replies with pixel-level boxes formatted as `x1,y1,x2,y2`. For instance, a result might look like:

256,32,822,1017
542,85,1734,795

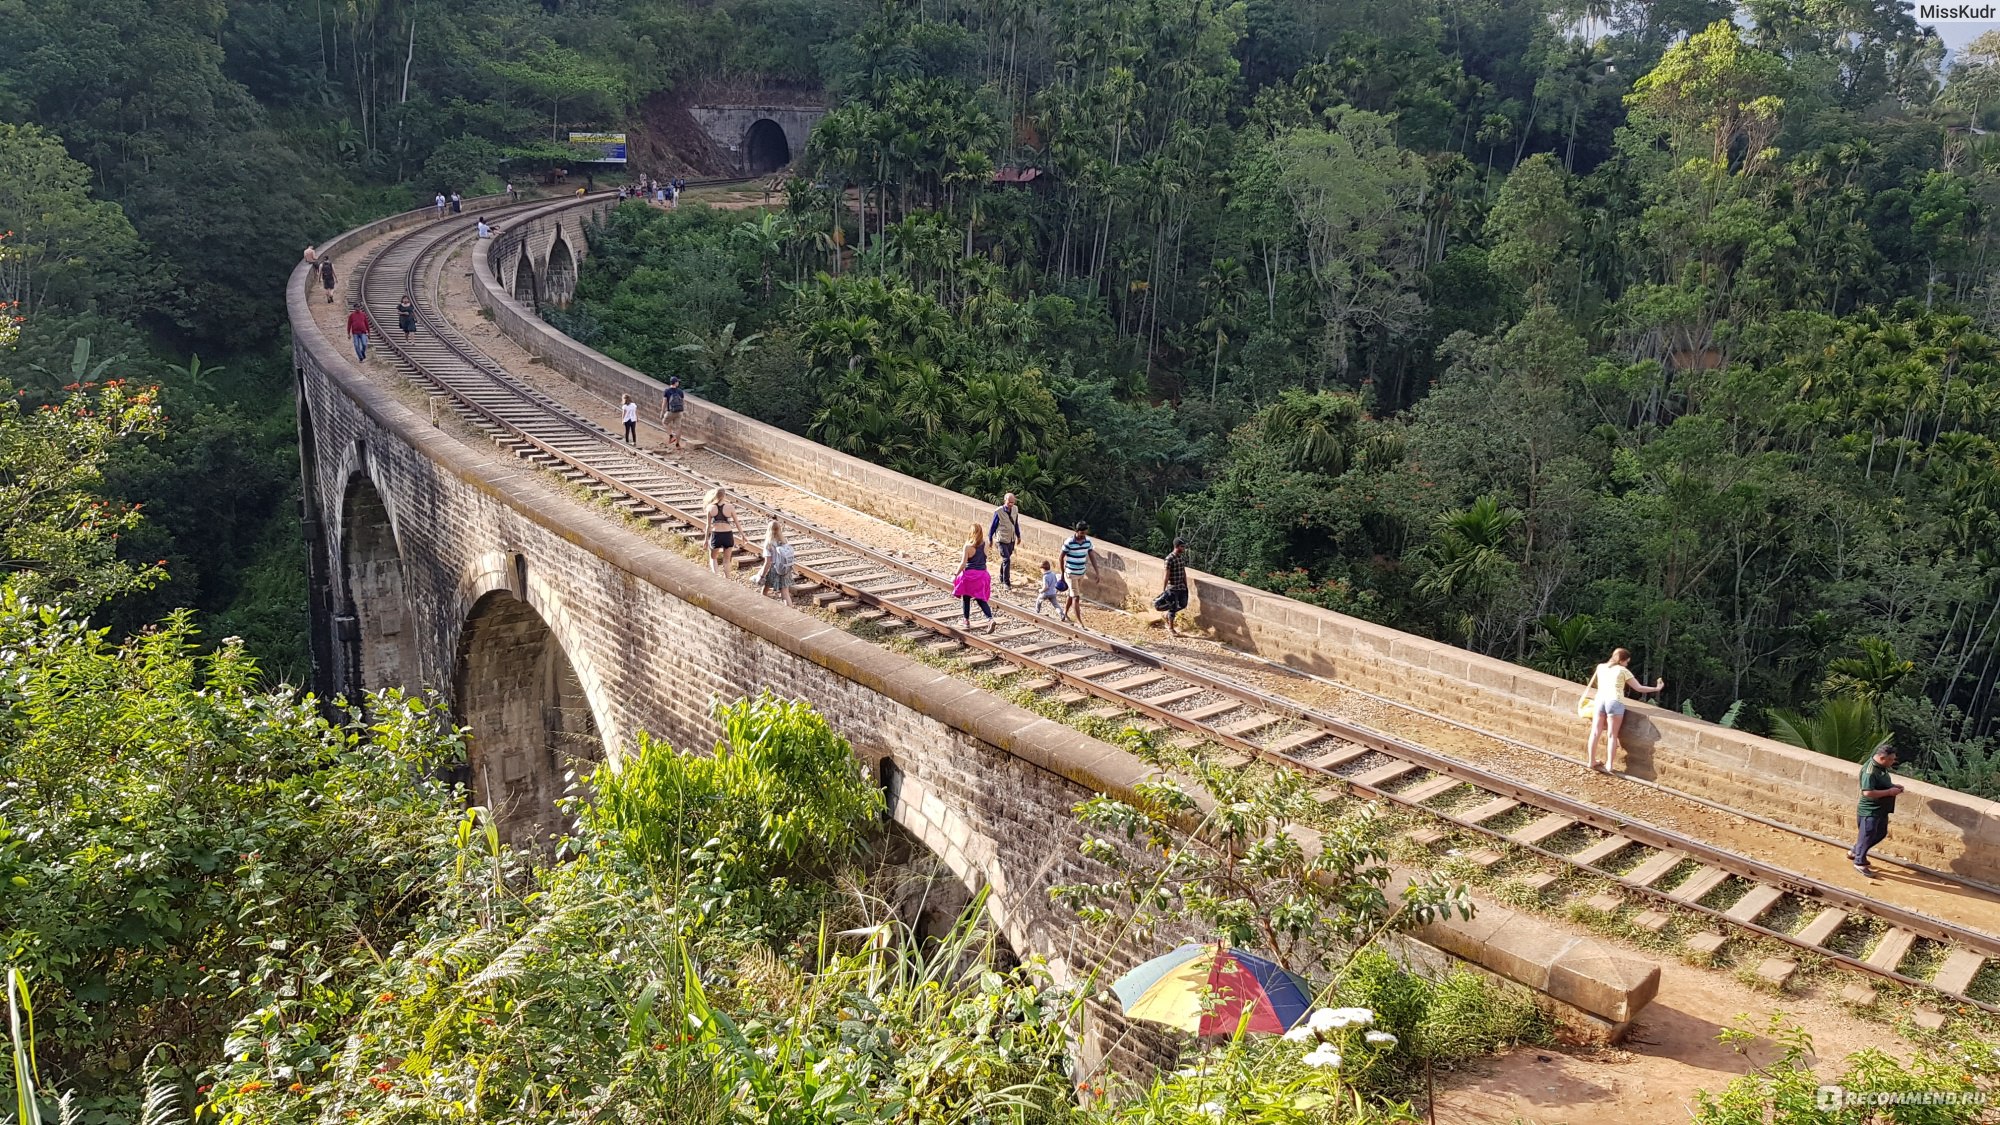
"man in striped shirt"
1062,523,1098,625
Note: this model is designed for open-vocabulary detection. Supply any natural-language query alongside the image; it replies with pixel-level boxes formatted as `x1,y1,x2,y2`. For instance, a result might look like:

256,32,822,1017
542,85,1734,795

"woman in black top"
397,293,417,340
320,258,337,303
703,488,738,574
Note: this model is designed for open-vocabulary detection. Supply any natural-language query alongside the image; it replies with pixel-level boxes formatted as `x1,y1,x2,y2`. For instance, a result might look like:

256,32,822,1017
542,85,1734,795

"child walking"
1034,560,1062,617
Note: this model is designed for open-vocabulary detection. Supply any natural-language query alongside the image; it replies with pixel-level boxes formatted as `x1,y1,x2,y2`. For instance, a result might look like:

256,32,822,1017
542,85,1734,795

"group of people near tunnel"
621,175,685,208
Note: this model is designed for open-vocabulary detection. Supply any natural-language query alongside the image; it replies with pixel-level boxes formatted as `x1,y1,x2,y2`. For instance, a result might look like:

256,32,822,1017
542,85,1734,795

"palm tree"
1416,496,1525,647
732,213,791,298
1532,613,1603,681
672,322,764,391
1261,389,1364,476
1822,637,1915,713
1767,698,1890,762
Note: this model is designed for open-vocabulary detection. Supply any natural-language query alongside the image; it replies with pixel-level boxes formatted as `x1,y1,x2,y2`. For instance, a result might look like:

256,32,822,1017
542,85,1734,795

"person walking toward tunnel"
397,292,416,342
345,302,372,363
1581,647,1664,773
704,488,738,574
1851,745,1905,876
989,492,1022,589
320,257,338,304
662,375,686,450
954,524,996,633
620,394,639,443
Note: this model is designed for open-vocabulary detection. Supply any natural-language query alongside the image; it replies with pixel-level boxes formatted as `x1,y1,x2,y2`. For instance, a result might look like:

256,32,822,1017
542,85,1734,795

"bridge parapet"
473,197,2000,890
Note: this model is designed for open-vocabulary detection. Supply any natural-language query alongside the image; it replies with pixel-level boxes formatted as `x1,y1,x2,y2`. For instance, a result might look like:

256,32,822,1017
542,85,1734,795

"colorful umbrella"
1110,943,1314,1036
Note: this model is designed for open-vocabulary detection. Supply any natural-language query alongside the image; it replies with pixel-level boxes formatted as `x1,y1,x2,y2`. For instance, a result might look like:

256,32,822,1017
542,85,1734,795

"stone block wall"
473,198,2000,887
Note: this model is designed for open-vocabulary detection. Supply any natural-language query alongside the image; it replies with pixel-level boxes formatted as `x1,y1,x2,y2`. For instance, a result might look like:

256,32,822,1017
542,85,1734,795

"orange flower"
377,992,396,1002
288,1082,306,1094
238,1081,266,1094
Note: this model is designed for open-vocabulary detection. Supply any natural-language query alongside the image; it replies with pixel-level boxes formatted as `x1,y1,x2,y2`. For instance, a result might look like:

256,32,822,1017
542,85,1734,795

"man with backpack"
662,376,686,450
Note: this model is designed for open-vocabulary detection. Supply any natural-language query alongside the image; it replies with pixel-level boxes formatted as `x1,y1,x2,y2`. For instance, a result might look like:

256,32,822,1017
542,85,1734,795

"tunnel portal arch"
745,118,792,175
454,589,603,847
338,473,419,699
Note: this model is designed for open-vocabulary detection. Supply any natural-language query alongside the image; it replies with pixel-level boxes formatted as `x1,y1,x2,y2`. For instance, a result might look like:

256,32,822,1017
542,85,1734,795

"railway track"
351,198,2000,1018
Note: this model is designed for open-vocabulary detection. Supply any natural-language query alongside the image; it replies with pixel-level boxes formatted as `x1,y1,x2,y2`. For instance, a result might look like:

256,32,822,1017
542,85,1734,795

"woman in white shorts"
1584,647,1664,773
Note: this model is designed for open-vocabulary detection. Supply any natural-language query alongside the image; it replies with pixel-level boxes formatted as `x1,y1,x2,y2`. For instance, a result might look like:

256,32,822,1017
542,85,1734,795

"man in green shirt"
1850,745,1904,877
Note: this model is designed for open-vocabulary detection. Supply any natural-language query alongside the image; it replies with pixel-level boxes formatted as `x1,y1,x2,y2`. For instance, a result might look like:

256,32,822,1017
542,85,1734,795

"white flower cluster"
1283,1007,1398,1070
1308,1006,1375,1032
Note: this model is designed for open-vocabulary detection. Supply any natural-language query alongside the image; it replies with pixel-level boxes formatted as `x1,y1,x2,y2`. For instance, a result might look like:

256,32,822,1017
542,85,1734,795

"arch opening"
339,474,419,700
513,247,539,305
546,235,577,308
454,590,602,848
872,820,1019,972
745,118,792,175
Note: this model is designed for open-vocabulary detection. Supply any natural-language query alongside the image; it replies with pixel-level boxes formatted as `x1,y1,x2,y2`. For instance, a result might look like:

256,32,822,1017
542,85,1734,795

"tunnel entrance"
546,235,577,308
745,118,791,175
513,248,538,305
338,474,419,699
454,590,602,848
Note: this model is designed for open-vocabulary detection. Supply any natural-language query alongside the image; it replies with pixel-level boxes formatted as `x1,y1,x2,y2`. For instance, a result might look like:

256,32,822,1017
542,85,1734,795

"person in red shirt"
346,304,372,362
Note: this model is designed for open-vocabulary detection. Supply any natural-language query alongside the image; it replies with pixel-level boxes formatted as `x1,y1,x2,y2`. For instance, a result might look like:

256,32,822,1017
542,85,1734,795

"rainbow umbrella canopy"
1110,943,1314,1036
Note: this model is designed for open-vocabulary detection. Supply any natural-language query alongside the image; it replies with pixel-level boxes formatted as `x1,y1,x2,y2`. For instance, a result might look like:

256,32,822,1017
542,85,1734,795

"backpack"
664,386,685,411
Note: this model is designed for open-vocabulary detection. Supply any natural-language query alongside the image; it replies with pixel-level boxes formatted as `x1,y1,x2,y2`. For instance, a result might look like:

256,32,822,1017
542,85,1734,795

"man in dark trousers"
1851,744,1905,876
988,492,1021,588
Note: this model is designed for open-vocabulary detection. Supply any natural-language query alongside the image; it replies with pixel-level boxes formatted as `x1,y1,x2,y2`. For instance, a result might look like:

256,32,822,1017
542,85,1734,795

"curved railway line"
348,195,2000,1017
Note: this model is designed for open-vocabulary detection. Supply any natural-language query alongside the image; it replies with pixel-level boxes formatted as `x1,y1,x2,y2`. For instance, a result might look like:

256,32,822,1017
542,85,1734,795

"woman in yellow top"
1584,648,1664,773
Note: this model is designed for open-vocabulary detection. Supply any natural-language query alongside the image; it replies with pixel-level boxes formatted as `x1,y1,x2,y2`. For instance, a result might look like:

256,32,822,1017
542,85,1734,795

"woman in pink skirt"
953,525,996,633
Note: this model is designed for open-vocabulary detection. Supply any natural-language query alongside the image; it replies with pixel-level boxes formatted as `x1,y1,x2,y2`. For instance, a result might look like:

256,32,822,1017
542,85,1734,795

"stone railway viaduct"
292,196,2000,1064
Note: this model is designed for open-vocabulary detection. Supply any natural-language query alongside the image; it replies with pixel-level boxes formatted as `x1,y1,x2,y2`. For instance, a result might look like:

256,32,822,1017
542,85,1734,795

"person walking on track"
620,394,638,444
1581,647,1664,773
1158,536,1191,636
1061,523,1098,626
1035,560,1062,616
704,488,738,574
662,375,686,449
346,303,372,362
989,492,1022,588
758,521,797,607
953,525,996,633
320,258,337,304
1851,745,1904,876
434,191,448,220
397,292,417,341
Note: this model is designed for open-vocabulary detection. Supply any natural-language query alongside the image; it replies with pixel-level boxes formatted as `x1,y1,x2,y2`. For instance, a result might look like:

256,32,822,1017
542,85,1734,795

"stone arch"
454,588,605,848
546,233,577,308
876,757,1036,975
745,118,792,175
513,245,539,305
338,472,419,699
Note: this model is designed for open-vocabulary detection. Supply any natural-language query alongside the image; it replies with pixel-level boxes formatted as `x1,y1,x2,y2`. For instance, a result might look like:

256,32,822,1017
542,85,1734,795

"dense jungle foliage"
547,2,2000,794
